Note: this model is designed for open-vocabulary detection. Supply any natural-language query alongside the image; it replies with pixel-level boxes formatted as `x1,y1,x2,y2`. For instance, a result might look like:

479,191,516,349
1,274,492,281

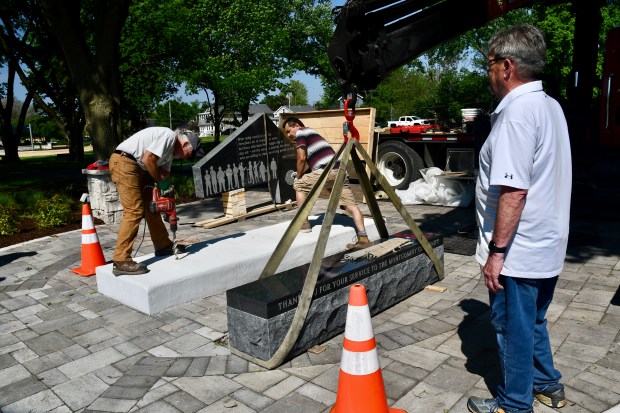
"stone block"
96,215,379,315
227,231,443,364
82,169,123,224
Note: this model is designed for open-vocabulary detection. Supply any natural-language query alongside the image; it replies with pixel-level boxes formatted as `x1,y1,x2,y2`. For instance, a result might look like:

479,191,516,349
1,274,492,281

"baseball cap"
184,132,204,158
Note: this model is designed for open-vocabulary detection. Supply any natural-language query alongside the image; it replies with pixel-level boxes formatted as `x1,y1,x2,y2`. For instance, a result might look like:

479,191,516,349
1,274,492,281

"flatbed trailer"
375,127,482,190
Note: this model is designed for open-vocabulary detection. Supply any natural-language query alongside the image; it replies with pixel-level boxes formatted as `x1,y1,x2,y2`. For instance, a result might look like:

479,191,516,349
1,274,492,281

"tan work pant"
109,153,171,262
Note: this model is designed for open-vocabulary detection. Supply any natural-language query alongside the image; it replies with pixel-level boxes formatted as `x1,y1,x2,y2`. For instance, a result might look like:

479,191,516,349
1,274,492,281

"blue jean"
490,275,562,413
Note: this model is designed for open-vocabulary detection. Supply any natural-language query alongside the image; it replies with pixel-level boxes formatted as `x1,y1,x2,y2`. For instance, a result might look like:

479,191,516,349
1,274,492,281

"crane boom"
328,0,533,93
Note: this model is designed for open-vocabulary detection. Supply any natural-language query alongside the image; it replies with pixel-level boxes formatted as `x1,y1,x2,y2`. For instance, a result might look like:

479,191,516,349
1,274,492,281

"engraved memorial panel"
192,113,296,203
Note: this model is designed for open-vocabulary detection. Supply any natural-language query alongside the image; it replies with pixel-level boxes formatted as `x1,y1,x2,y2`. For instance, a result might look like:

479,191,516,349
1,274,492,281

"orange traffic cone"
72,200,106,277
331,284,407,413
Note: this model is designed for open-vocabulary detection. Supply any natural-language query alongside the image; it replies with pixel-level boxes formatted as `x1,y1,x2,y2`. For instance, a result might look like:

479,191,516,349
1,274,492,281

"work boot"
155,243,187,256
466,397,506,413
346,235,372,250
534,384,566,408
112,260,149,276
300,220,312,233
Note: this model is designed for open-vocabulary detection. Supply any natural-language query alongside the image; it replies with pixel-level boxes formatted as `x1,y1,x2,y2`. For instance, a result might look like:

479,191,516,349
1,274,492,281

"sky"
2,1,345,108
180,70,324,107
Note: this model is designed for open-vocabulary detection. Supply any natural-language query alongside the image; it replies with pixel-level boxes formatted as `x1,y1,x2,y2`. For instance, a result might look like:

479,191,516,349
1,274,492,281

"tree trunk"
0,65,21,163
40,0,130,160
67,113,86,162
82,91,122,160
241,101,250,124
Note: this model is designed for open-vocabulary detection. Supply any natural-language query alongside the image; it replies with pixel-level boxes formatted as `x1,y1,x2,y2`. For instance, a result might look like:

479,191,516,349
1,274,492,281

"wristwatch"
488,240,507,254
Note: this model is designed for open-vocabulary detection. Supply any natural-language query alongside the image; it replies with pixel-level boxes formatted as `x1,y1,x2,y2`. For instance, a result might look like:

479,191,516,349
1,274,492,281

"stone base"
227,231,443,363
82,169,123,224
95,214,379,314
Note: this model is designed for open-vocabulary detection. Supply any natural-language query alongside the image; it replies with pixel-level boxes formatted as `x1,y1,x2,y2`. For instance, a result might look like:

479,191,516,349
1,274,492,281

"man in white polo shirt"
467,25,572,413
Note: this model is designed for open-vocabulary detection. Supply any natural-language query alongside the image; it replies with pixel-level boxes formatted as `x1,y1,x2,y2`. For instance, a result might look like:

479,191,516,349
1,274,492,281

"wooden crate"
280,107,376,156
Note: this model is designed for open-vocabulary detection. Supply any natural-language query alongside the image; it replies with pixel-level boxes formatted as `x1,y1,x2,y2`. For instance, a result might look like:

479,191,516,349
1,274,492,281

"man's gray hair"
488,24,546,80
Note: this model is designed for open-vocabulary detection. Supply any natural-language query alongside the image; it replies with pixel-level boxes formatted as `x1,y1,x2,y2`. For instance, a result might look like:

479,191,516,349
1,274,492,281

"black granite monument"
192,113,296,203
227,231,444,364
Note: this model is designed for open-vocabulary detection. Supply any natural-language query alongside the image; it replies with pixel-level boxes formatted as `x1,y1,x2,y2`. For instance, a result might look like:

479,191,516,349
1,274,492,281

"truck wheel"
377,141,423,190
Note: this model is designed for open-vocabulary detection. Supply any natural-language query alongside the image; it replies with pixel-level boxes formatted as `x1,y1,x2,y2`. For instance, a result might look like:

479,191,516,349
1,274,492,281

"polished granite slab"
227,230,443,363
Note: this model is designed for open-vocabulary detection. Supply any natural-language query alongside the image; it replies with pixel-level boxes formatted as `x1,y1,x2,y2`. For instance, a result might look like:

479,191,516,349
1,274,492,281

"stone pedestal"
96,215,380,315
82,169,123,224
227,231,443,364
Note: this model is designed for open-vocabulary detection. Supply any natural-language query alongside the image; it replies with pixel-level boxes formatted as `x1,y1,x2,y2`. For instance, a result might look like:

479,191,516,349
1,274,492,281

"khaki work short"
293,168,357,207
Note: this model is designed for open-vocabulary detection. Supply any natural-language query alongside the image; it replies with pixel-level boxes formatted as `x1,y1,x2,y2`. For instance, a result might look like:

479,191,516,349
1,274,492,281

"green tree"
283,0,337,106
26,112,64,143
1,1,87,162
120,0,184,132
180,0,293,142
364,67,435,124
282,80,309,106
261,80,309,109
151,100,201,129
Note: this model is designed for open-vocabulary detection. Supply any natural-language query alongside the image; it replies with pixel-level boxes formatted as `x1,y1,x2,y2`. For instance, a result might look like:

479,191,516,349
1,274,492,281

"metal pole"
28,124,34,150
169,102,172,129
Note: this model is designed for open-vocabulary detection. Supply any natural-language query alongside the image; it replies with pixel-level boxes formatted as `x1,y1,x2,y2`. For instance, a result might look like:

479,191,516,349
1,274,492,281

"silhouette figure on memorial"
209,166,217,193
204,172,212,196
233,163,240,187
225,164,234,190
248,161,255,184
238,162,246,186
259,161,267,181
217,166,226,192
270,158,277,180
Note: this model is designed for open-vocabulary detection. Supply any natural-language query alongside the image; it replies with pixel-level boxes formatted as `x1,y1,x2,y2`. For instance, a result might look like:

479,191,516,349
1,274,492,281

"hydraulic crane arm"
328,0,533,94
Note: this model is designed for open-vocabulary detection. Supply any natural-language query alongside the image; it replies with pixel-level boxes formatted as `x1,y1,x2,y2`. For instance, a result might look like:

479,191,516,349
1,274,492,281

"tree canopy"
2,0,619,161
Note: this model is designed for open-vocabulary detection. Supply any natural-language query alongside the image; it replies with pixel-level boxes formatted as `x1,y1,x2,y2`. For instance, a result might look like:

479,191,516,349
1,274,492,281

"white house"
197,104,276,137
272,105,315,125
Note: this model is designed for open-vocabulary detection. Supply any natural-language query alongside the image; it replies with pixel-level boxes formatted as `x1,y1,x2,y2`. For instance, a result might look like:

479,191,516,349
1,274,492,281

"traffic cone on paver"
72,195,106,277
330,284,407,413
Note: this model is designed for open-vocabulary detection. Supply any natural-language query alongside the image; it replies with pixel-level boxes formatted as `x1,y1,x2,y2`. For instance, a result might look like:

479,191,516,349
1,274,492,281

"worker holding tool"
109,127,203,276
282,116,371,250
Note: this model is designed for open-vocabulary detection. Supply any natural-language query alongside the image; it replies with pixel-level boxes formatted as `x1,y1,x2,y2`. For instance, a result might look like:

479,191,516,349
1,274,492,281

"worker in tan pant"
110,155,171,262
109,127,203,276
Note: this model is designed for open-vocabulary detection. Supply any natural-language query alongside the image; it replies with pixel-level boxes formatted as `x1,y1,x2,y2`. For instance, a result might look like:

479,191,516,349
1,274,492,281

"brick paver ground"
1,188,618,412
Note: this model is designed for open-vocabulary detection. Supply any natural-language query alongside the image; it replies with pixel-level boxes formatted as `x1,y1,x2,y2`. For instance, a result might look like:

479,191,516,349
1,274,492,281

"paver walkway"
1,188,619,412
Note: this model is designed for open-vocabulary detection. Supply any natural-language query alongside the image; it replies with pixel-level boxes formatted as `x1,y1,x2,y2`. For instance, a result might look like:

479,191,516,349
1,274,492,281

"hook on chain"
343,97,359,142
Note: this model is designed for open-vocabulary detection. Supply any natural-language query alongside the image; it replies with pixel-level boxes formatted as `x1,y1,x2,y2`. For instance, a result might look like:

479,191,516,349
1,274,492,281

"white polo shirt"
116,127,176,171
475,81,572,278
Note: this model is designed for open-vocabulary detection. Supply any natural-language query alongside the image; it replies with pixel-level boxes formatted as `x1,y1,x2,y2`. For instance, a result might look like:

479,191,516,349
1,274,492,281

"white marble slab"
95,215,379,314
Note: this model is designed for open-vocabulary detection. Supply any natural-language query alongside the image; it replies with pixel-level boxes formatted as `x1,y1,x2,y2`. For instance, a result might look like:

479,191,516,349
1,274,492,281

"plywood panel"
279,108,376,156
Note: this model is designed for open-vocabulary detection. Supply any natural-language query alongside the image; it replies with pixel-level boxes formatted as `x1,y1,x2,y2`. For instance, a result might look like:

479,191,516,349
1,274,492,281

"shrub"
32,194,74,229
0,205,20,235
0,193,19,208
171,175,196,198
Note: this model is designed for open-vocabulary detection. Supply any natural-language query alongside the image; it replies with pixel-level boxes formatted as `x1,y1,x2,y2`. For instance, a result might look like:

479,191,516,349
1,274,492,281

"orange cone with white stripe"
331,284,407,413
72,199,106,277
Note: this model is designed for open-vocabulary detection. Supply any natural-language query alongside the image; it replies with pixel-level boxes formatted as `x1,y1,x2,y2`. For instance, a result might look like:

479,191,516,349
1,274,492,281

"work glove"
156,178,174,197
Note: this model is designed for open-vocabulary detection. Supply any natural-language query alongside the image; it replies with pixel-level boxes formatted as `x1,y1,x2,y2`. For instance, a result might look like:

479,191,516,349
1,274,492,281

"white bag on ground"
395,167,474,207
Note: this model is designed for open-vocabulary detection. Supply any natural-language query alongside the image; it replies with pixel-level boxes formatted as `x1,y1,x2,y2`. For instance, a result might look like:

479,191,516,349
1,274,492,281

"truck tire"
377,141,424,190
